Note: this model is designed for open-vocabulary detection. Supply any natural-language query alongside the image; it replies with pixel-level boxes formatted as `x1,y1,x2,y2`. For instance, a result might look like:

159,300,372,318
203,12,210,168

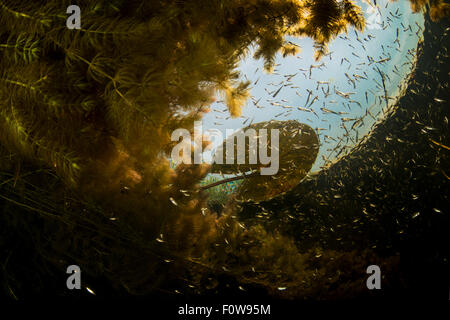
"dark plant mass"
210,120,320,202
0,0,449,305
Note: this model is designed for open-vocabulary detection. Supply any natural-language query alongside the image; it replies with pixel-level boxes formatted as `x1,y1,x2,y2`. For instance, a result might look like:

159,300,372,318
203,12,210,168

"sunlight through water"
202,0,424,174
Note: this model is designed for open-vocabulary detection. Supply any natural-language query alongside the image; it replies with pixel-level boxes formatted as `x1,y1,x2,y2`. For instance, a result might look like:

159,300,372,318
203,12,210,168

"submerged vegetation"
0,0,448,299
209,120,319,202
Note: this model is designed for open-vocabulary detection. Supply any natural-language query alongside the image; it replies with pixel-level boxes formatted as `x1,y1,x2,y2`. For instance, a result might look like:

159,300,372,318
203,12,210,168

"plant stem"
201,172,258,190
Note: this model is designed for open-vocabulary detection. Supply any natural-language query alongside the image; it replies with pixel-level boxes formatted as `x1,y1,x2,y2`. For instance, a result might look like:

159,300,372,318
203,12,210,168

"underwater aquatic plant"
208,120,319,202
0,0,448,299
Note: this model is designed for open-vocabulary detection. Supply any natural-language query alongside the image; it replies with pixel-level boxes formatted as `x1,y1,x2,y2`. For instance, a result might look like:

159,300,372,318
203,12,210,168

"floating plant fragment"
209,120,319,202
